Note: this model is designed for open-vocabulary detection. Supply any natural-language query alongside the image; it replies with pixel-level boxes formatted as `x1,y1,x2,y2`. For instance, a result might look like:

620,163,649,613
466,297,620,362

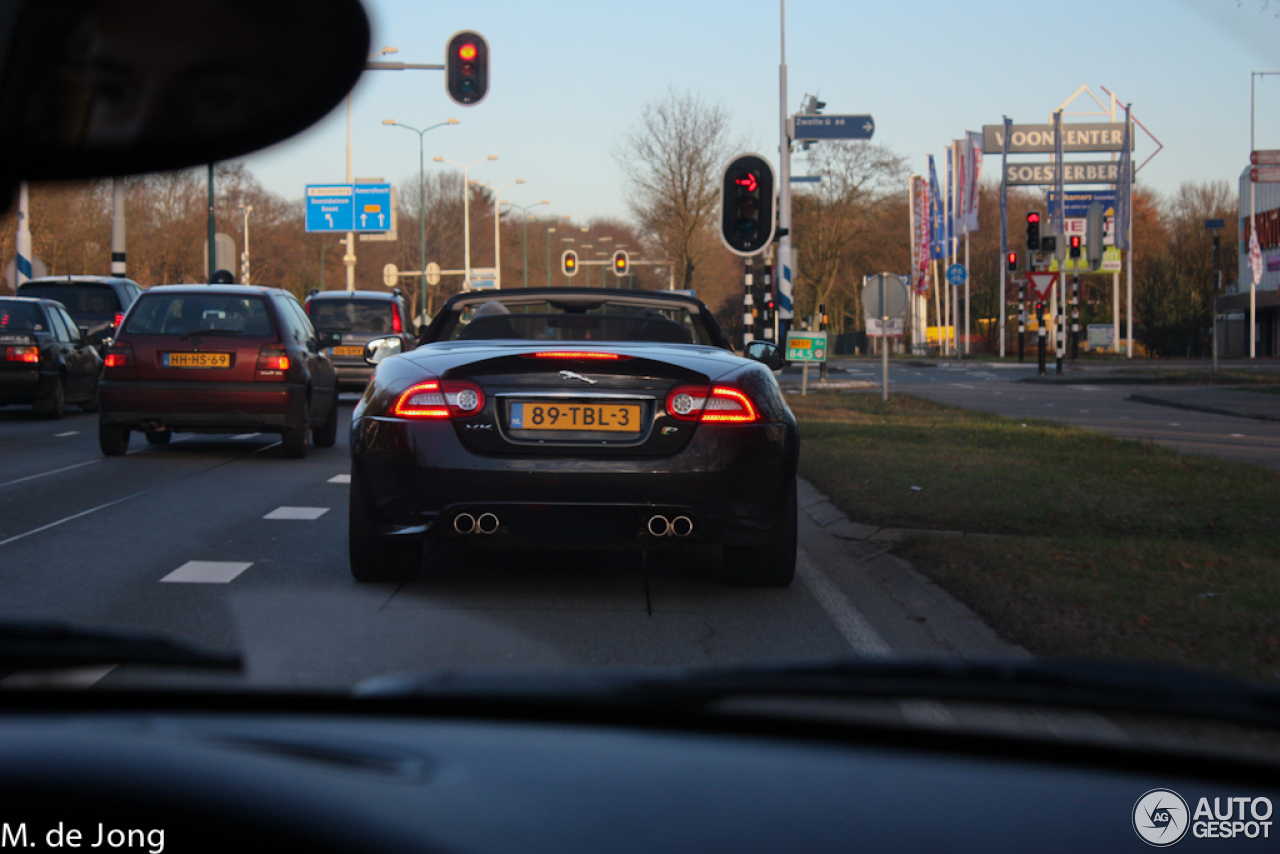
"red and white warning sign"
1027,271,1058,300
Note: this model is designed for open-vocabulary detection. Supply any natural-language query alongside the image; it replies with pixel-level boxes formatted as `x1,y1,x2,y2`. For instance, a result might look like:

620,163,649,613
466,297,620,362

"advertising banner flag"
951,140,966,236
999,117,1011,261
964,131,983,233
1114,105,1132,251
928,155,944,260
1053,111,1065,234
911,176,931,294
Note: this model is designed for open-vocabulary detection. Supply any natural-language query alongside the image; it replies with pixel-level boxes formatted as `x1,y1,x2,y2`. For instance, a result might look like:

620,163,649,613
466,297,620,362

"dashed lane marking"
232,433,261,440
328,474,351,484
2,664,117,690
263,506,330,520
54,431,79,438
0,459,98,489
796,547,889,655
161,561,252,583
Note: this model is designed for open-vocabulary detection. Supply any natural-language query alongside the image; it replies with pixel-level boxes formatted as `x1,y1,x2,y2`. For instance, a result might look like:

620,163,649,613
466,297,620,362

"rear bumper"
98,379,306,433
0,369,57,404
351,416,797,548
333,362,374,390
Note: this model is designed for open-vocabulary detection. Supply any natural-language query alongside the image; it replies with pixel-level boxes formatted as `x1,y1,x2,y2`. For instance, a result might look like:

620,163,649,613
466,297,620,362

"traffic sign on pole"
383,263,399,287
1251,150,1280,166
792,115,875,141
1250,166,1280,183
1027,271,1058,299
305,183,393,232
946,264,967,287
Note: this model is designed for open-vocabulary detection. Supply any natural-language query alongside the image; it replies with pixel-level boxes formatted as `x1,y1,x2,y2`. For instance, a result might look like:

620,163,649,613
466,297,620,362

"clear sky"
241,0,1280,223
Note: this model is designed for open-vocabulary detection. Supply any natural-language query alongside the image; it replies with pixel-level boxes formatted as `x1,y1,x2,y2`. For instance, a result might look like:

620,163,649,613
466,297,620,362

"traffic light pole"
1070,275,1080,361
742,259,755,350
1018,280,1026,363
1037,300,1047,376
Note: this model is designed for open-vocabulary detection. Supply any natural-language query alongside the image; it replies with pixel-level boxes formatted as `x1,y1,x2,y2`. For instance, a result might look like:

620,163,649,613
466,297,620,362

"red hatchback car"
97,285,339,458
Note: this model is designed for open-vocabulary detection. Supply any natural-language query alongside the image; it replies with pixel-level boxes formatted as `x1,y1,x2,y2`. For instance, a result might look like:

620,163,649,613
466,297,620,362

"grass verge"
790,392,1280,682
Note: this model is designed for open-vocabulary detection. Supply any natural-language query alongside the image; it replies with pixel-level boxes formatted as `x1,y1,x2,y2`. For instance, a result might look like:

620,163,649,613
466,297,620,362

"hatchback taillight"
392,378,485,420
392,308,403,334
4,345,39,364
665,385,762,424
113,312,124,328
102,342,134,370
255,345,290,380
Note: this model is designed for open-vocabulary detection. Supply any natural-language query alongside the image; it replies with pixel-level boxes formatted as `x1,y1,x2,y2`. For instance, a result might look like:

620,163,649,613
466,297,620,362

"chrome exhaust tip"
670,515,693,537
453,513,477,535
647,515,670,537
476,513,500,535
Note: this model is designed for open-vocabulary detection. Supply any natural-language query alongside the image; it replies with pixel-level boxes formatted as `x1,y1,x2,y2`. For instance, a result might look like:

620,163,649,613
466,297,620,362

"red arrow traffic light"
734,173,759,193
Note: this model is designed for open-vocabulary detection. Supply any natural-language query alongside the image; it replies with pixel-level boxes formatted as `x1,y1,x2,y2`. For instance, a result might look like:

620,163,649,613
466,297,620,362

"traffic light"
1007,251,1018,272
612,250,629,277
561,249,578,278
1025,211,1041,251
1069,235,1082,259
719,153,776,256
1085,202,1105,271
445,31,489,106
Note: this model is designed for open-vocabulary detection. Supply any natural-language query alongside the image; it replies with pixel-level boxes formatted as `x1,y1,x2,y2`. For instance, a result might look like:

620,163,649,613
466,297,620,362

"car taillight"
102,342,134,369
4,346,39,364
255,345,290,380
392,308,402,334
392,378,485,420
113,312,124,328
665,385,762,424
524,351,631,361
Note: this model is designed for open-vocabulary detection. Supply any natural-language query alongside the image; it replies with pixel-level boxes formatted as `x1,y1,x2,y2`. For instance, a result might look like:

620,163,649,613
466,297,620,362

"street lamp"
383,117,459,316
470,178,524,289
501,199,549,287
433,155,498,289
237,203,253,285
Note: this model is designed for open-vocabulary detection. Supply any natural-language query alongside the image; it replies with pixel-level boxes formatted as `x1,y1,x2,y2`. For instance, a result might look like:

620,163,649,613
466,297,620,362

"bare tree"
615,88,734,291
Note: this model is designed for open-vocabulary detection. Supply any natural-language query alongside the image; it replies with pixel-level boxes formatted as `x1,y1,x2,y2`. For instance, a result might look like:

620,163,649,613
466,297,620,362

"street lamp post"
344,45,399,293
383,118,459,316
596,236,613,288
501,199,549,287
433,155,498,289
238,203,253,285
471,178,525,289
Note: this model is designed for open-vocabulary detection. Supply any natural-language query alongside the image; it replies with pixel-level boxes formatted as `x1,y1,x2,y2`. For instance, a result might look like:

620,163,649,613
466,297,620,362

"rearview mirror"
0,0,370,188
364,336,402,365
744,340,784,371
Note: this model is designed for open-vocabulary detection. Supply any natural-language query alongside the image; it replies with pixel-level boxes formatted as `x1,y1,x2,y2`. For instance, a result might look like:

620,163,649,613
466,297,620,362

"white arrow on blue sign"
306,183,392,233
792,115,875,142
946,263,967,287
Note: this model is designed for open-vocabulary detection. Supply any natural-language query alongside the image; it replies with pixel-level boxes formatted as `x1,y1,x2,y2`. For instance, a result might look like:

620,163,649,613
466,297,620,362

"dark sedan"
0,296,102,417
98,285,339,457
349,288,797,586
17,275,144,349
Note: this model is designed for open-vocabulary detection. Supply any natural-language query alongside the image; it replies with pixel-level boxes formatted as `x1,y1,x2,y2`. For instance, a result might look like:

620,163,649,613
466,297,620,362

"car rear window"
18,284,119,314
122,294,275,337
307,299,395,333
437,299,712,345
0,301,46,331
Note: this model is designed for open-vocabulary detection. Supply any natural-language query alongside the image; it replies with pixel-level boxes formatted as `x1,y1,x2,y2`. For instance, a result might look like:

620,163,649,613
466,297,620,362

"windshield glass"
6,0,1280,762
122,293,274,335
17,284,117,314
0,301,46,331
308,298,396,333
435,298,714,345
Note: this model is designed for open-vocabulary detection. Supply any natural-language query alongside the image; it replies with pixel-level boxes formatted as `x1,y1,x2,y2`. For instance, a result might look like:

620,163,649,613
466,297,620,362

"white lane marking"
1169,423,1181,427
1068,385,1104,391
232,433,261,440
1230,433,1247,438
797,548,951,726
161,561,252,583
328,474,351,484
0,492,144,547
797,547,890,655
950,383,976,389
2,664,117,690
263,506,329,520
0,458,98,489
54,431,79,438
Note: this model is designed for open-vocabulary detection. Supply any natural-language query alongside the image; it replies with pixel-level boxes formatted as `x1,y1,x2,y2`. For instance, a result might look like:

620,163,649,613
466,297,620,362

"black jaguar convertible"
348,288,798,586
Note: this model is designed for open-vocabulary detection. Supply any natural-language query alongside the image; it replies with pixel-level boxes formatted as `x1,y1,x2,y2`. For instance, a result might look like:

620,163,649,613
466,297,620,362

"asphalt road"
0,400,1020,701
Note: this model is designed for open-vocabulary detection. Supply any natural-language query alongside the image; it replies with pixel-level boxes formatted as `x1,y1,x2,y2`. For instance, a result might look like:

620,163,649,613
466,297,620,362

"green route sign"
786,331,827,362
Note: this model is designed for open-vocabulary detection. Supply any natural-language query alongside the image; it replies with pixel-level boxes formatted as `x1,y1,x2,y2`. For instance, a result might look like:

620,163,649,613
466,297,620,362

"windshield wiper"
0,619,241,673
355,657,1280,731
181,328,245,340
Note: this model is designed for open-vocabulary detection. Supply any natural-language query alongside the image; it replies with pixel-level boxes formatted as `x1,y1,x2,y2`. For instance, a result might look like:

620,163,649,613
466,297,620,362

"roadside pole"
16,182,31,287
207,164,216,281
1037,299,1047,376
880,275,888,401
777,1,794,339
111,178,126,276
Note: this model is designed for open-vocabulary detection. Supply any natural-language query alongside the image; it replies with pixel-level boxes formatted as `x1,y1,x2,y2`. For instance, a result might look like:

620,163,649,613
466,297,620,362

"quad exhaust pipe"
647,514,693,538
453,512,501,535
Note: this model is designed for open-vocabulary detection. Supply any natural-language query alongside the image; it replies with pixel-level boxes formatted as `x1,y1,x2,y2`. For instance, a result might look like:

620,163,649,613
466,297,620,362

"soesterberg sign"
1005,162,1120,186
982,123,1133,155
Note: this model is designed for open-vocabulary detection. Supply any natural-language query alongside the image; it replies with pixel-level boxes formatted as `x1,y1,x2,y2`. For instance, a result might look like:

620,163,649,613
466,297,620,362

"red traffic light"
1026,212,1040,223
1070,235,1081,249
734,172,759,193
458,43,477,60
1006,252,1018,271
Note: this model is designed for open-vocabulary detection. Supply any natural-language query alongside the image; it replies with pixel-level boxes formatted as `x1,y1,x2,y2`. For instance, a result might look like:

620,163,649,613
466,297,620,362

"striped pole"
110,178,126,276
742,259,754,348
16,182,32,287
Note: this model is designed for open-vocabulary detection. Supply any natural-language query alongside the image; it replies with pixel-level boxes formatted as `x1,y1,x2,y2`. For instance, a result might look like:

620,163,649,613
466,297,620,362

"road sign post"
785,330,827,396
791,115,875,141
306,183,393,233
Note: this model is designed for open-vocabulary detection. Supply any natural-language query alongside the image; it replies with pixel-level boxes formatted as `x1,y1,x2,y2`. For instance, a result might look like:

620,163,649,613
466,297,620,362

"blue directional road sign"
793,115,875,141
1205,218,1226,230
305,183,393,233
306,184,354,232
946,263,967,287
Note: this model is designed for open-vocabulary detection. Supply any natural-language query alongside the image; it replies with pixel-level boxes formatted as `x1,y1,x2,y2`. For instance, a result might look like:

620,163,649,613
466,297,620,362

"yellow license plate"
332,345,365,357
163,352,231,369
510,402,641,433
